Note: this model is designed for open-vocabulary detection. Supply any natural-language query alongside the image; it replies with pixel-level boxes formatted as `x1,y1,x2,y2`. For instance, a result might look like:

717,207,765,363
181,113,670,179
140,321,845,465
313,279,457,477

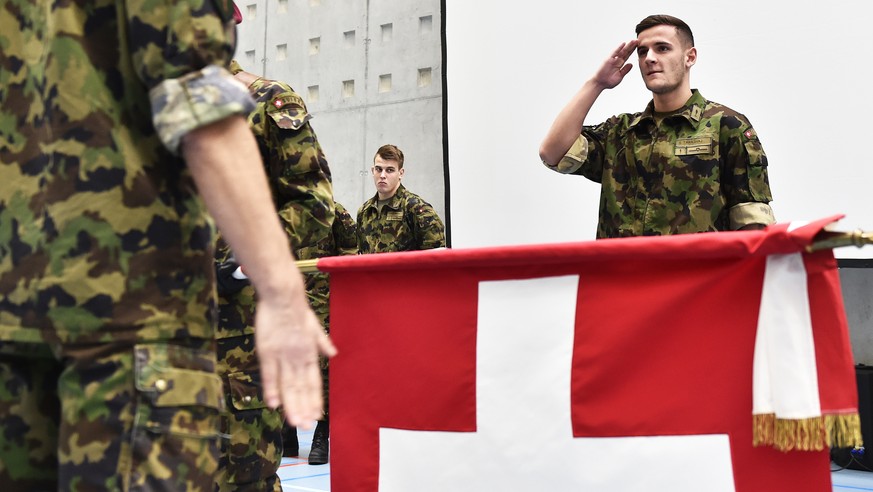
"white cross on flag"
321,215,860,492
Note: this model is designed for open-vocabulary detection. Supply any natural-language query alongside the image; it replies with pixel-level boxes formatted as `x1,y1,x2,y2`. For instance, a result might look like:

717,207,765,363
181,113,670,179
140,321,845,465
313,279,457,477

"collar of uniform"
365,184,407,211
628,89,707,131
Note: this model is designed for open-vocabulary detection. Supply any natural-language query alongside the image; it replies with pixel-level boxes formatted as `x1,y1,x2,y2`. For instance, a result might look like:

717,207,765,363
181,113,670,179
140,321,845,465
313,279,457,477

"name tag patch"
675,136,714,156
386,211,404,221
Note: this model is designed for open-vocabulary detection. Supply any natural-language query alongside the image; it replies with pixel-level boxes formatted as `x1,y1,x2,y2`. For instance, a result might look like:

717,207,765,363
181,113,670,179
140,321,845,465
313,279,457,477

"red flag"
321,215,859,491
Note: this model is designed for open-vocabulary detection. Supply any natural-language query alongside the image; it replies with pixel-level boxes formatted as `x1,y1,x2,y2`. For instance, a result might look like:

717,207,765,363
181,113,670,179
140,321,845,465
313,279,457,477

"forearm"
181,115,303,300
539,79,606,166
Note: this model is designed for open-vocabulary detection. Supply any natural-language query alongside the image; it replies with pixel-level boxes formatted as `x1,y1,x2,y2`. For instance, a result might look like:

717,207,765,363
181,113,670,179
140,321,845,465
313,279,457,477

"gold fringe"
753,413,863,451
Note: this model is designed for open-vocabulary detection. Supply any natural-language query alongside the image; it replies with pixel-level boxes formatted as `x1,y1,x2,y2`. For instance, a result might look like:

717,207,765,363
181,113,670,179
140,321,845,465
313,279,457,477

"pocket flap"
135,343,224,410
227,371,267,411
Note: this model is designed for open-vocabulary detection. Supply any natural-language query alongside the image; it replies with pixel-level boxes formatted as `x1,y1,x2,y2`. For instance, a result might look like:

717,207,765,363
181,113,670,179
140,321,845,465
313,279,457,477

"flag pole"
296,258,321,274
808,229,873,252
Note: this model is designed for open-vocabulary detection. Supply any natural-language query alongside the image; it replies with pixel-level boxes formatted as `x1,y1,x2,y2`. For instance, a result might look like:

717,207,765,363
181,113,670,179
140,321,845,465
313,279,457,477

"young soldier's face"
635,25,695,95
372,156,404,199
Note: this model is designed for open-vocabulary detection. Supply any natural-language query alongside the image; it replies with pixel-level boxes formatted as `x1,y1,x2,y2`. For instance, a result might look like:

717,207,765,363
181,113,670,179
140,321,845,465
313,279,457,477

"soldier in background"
357,144,446,253
281,201,357,465
539,14,775,237
214,54,335,487
0,1,333,491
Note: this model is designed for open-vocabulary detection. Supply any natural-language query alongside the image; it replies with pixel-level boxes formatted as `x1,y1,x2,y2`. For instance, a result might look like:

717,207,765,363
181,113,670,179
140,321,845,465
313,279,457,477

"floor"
279,425,331,491
277,429,873,492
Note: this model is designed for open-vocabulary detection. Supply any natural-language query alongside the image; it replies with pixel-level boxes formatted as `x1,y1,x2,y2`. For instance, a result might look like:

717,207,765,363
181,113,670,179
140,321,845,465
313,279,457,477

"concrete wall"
233,0,446,230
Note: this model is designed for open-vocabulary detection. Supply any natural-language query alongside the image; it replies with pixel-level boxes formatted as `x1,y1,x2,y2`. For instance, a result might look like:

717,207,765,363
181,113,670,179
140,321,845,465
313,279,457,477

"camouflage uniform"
0,0,248,490
546,90,775,238
356,185,446,253
214,68,333,490
331,202,360,257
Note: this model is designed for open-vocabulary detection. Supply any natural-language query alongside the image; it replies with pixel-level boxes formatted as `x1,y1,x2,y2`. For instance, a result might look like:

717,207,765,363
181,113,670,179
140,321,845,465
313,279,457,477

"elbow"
538,144,555,167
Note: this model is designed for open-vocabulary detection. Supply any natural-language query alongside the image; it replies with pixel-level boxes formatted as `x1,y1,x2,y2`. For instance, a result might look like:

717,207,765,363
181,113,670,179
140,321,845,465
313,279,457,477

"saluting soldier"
539,14,775,237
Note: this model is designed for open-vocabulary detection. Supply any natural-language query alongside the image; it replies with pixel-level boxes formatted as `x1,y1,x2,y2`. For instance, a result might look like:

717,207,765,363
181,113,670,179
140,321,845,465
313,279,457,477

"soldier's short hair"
375,144,405,169
635,14,694,48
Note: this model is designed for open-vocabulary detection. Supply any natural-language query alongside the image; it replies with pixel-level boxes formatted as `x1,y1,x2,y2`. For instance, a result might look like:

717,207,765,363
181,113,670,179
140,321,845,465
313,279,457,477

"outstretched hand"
593,40,639,89
255,288,338,429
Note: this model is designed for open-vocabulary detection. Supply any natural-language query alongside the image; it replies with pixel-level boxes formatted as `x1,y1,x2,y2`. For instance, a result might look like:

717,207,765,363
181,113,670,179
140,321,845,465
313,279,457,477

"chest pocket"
675,136,715,157
671,131,720,181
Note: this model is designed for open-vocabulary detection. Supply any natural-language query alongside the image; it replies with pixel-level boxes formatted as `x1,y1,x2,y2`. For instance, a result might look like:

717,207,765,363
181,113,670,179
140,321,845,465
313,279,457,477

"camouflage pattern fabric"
0,338,225,491
332,202,359,257
214,73,334,489
279,201,355,447
546,90,775,238
0,0,245,489
214,74,334,339
356,185,446,253
215,335,283,491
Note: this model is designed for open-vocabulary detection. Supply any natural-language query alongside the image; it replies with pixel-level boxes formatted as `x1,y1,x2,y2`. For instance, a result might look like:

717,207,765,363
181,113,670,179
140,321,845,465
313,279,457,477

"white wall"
445,0,873,259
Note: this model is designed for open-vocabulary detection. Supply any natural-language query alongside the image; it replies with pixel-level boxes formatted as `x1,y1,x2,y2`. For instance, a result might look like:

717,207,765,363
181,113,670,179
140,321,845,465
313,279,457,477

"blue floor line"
281,472,330,482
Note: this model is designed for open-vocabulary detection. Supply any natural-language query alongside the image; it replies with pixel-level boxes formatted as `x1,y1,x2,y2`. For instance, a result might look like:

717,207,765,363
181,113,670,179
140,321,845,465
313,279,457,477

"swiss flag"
321,216,859,491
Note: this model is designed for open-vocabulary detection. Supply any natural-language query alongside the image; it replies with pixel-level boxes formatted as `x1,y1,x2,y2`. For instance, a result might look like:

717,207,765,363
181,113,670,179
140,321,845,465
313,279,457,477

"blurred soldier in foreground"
0,1,333,490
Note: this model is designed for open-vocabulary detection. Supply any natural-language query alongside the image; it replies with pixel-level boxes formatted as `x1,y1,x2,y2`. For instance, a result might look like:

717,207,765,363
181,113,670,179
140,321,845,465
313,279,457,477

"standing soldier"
281,201,358,465
357,144,446,253
214,55,335,489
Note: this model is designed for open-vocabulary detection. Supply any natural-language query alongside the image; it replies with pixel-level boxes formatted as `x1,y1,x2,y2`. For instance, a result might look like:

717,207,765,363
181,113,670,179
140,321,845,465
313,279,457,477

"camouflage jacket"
0,0,251,344
332,202,358,256
546,90,775,238
215,76,334,338
356,185,445,253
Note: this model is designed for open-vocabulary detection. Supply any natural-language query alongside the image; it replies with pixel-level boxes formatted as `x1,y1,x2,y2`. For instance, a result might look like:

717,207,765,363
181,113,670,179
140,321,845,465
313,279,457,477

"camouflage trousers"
0,338,223,492
305,271,331,413
215,334,283,492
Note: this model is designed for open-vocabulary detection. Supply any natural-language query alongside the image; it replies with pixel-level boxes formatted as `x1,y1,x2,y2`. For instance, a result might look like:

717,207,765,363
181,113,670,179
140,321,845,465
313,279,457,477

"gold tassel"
753,413,775,447
753,412,863,451
826,413,863,449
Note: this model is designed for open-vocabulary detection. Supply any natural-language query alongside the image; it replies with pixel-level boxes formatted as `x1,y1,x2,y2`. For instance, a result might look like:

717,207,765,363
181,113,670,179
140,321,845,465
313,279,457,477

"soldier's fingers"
611,40,636,60
260,352,281,409
281,360,321,428
620,39,639,59
318,331,337,358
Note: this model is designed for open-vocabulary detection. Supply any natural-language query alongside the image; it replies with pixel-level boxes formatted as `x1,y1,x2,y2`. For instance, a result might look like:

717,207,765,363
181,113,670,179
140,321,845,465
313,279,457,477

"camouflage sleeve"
729,202,776,230
720,114,775,227
125,0,253,153
263,86,334,251
332,203,359,255
542,115,627,184
544,136,589,174
149,65,254,154
355,206,367,254
411,202,446,250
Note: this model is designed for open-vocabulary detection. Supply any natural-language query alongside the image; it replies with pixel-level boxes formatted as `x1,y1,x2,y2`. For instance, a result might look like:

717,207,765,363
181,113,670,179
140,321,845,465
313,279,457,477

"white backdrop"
445,1,873,258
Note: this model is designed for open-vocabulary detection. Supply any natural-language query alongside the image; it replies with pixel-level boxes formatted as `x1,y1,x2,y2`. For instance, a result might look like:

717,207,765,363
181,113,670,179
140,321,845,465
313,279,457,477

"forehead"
374,156,399,168
637,24,681,47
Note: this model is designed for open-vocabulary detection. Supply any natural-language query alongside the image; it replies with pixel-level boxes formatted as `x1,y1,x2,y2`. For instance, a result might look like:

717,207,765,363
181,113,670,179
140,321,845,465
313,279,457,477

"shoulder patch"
266,93,311,130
